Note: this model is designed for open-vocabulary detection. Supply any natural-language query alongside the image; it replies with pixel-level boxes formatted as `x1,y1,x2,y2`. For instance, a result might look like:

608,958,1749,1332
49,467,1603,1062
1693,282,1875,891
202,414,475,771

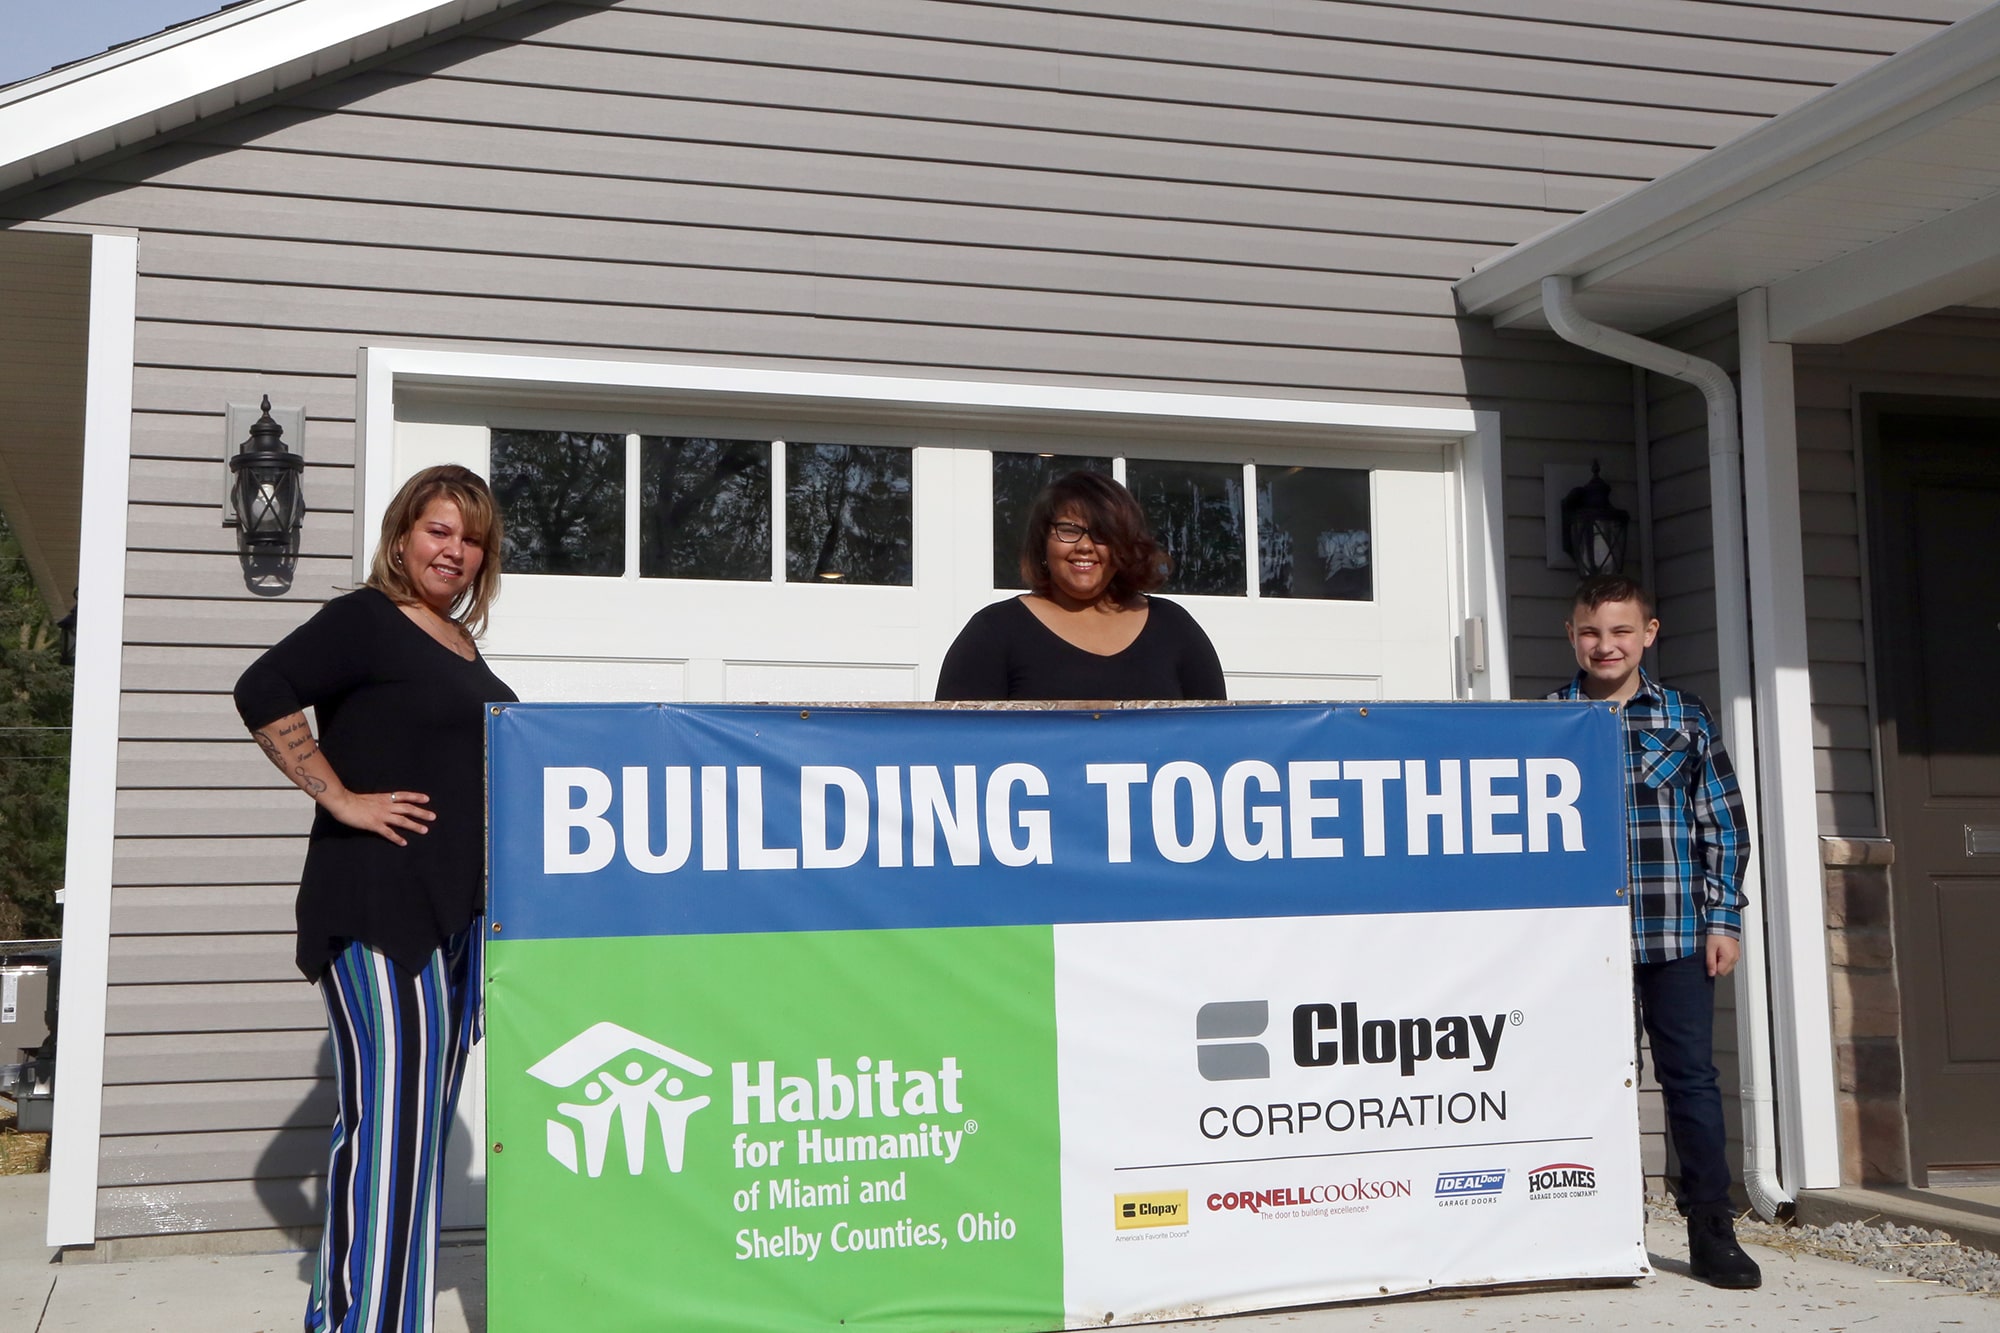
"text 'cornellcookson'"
539,757,1590,874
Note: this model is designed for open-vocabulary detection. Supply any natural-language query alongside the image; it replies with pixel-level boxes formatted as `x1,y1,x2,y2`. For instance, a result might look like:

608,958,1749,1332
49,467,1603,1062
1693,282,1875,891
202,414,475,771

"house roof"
1455,2,2000,344
0,0,542,197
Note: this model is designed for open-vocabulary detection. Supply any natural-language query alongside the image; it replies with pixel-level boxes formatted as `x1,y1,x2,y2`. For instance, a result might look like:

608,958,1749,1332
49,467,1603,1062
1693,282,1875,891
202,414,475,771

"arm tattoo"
256,722,326,798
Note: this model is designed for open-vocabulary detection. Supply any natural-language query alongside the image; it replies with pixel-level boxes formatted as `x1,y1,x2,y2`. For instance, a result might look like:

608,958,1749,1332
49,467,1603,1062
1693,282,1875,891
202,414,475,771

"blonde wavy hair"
365,465,504,638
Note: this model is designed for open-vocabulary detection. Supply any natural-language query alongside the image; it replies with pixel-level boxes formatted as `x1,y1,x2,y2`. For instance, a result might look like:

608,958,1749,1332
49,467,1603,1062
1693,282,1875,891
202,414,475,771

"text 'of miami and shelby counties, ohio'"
724,1054,1018,1265
540,758,1589,873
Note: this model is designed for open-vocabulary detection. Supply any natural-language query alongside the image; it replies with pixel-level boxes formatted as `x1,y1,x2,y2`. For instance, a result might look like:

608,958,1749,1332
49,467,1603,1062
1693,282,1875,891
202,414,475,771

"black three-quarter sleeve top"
233,587,517,981
934,596,1227,702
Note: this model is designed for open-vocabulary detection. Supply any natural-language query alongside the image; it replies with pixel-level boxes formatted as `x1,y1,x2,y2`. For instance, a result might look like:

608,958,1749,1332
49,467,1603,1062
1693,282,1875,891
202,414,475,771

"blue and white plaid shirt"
1549,669,1749,963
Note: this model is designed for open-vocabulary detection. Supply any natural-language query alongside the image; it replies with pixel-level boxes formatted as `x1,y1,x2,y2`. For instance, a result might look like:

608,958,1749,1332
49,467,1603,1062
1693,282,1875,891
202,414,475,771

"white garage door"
381,369,1490,1232
390,404,1465,703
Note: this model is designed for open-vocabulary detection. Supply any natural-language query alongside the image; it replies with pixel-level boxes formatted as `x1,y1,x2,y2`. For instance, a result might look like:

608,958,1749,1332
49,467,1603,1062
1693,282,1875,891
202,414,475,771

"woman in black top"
234,464,515,1333
936,470,1225,701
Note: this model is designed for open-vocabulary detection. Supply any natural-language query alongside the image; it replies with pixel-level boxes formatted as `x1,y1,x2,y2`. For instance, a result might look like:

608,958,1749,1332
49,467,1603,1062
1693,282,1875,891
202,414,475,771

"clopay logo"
528,1021,714,1178
1195,998,1513,1081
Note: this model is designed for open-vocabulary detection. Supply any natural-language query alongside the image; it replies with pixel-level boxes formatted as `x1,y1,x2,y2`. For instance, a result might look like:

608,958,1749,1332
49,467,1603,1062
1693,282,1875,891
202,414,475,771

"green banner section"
488,927,1064,1333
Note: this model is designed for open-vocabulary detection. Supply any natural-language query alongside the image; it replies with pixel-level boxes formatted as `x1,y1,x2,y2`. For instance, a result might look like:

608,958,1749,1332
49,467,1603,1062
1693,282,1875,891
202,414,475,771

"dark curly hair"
1018,471,1169,601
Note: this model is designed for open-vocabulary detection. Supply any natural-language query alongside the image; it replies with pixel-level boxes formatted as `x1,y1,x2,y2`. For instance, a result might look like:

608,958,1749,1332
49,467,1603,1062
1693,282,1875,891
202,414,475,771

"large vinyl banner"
486,702,1644,1331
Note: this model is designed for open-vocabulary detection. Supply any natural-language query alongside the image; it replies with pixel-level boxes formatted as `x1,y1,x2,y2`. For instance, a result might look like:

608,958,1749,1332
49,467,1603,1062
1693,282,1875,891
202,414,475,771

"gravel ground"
1647,1197,2000,1296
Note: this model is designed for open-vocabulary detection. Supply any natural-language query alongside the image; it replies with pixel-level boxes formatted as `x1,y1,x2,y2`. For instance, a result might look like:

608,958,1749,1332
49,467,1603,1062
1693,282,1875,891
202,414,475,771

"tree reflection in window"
990,452,1113,588
1127,459,1245,597
1259,465,1372,600
785,443,912,585
639,437,771,581
491,429,625,576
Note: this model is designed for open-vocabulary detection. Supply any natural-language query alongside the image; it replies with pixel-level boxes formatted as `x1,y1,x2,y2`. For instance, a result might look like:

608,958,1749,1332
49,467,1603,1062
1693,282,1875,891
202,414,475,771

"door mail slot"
1966,826,2000,855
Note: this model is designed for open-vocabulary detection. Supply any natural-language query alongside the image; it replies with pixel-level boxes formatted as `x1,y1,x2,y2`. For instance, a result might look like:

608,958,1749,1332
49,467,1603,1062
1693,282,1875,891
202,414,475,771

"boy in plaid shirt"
1551,574,1762,1289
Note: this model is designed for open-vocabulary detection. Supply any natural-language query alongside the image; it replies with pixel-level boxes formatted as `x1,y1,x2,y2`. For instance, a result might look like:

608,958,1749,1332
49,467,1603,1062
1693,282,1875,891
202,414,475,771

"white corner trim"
46,234,138,1248
1739,291,1842,1191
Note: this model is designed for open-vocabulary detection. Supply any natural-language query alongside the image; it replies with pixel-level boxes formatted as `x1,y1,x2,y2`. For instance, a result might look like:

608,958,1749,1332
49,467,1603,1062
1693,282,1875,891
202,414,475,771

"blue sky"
2,1,223,87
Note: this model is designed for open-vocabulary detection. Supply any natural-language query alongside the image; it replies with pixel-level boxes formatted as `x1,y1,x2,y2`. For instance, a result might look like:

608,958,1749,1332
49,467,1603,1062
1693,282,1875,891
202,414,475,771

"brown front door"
1869,402,2000,1182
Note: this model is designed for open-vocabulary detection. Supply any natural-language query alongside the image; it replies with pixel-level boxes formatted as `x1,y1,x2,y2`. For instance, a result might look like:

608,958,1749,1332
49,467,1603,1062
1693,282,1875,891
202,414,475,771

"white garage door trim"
356,347,1509,700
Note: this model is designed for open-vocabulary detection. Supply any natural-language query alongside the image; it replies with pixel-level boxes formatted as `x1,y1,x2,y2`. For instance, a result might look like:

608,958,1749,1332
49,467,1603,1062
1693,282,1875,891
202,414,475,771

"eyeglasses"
1049,521,1098,544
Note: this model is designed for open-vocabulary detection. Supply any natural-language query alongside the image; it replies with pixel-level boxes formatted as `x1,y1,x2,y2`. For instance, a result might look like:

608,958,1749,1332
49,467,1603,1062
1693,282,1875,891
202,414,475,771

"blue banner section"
489,702,1625,941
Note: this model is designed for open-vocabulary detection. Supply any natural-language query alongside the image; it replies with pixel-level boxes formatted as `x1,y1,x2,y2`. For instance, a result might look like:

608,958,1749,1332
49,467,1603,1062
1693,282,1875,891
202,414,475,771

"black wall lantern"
227,396,305,593
1560,461,1630,578
228,396,305,555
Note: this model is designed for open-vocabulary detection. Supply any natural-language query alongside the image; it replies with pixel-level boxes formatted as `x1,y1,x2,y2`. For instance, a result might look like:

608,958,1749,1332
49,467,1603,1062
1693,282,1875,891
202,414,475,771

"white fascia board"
0,0,527,191
46,235,138,1248
1454,4,2000,321
1769,189,2000,343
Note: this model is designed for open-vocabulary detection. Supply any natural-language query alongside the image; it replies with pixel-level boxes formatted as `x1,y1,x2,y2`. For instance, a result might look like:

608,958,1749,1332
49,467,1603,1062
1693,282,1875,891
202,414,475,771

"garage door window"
639,436,771,581
785,443,912,585
492,429,913,586
991,451,1114,588
492,429,626,576
1128,459,1247,597
993,455,1374,601
1259,465,1372,601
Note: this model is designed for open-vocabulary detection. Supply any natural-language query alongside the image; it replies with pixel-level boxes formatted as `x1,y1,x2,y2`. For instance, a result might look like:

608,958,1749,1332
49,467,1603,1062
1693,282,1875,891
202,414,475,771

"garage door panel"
399,420,1466,706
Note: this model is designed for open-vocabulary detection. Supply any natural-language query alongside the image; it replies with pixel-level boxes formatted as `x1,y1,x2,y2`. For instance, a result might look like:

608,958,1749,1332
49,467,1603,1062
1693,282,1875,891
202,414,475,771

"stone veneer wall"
1821,837,1904,1184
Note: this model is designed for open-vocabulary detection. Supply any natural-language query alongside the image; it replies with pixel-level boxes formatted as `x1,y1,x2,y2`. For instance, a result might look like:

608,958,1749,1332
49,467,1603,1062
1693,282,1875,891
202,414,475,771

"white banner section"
1055,907,1642,1322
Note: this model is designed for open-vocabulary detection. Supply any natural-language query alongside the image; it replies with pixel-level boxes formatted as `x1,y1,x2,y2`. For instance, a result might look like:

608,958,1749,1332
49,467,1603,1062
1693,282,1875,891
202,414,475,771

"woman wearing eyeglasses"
936,470,1225,701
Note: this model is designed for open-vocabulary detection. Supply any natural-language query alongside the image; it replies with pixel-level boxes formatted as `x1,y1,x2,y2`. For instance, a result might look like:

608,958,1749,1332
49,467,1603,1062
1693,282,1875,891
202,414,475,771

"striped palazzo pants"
309,927,480,1333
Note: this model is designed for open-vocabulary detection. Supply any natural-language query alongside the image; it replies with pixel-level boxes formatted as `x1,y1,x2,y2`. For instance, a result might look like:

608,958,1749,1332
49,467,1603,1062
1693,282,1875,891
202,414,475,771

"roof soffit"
1454,3,2000,341
0,0,547,197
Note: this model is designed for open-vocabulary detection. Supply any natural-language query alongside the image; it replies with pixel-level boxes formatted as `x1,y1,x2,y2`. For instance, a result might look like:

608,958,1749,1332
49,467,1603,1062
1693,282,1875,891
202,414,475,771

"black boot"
1687,1210,1762,1289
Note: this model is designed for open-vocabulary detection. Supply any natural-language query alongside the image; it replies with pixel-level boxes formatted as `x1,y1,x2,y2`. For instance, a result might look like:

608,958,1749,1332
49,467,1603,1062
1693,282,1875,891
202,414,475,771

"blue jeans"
1635,950,1732,1217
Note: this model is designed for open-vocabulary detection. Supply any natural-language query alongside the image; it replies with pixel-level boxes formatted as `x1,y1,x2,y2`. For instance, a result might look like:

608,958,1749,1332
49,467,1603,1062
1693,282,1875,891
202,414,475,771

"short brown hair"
366,465,504,637
1019,471,1168,600
1569,573,1654,622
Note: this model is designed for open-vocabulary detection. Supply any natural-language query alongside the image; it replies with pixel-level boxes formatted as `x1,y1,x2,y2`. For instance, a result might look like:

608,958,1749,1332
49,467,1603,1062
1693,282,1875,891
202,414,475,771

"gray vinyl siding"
1629,307,1745,1199
1645,309,1741,711
0,0,1972,1239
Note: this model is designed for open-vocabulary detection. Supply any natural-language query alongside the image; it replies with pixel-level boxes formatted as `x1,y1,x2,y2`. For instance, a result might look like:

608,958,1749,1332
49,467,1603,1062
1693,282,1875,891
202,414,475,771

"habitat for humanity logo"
1434,1169,1506,1206
528,1021,713,1178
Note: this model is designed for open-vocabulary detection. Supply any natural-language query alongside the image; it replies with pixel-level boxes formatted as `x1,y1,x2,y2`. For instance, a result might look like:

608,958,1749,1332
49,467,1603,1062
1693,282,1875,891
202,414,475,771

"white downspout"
1539,275,1792,1222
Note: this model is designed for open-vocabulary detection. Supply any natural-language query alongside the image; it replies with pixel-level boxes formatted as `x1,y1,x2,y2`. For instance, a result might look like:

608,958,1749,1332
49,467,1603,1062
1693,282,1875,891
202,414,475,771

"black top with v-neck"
234,587,517,980
934,595,1226,702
